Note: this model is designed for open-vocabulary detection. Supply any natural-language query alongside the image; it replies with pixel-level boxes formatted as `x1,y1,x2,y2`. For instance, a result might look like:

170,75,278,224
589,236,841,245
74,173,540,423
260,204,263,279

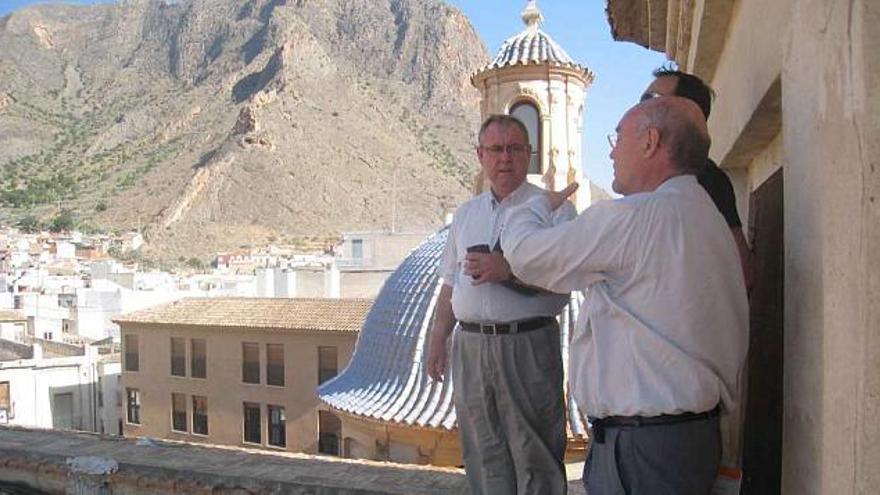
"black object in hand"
466,244,490,280
466,244,491,254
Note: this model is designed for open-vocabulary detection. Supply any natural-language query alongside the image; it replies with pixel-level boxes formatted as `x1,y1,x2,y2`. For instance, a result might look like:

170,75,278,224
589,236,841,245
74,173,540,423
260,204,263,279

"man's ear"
476,145,484,162
643,127,661,158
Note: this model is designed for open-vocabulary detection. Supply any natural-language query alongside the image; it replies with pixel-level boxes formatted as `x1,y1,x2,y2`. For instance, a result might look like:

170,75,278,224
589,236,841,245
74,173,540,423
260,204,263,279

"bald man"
501,97,749,494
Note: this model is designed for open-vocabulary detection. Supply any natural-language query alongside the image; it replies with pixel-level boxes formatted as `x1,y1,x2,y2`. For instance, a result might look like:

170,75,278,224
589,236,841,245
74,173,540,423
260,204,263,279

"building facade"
0,344,121,435
117,298,370,455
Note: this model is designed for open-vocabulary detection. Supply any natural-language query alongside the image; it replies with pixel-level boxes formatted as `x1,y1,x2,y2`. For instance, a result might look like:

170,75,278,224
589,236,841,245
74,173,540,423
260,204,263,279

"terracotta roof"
114,298,371,333
0,310,26,323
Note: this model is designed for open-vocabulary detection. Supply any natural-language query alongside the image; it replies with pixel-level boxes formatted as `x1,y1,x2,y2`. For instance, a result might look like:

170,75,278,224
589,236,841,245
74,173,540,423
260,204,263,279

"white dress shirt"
501,176,748,418
440,182,575,323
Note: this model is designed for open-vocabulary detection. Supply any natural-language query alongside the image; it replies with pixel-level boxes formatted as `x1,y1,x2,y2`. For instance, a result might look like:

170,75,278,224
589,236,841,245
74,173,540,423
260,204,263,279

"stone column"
782,0,880,493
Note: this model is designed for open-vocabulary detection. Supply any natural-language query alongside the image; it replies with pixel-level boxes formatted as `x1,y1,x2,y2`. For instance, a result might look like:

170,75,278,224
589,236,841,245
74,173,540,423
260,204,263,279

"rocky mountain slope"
0,0,487,258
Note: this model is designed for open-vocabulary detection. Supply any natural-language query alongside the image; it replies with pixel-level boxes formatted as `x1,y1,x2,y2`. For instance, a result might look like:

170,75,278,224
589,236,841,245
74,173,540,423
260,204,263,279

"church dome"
318,228,456,430
474,1,590,75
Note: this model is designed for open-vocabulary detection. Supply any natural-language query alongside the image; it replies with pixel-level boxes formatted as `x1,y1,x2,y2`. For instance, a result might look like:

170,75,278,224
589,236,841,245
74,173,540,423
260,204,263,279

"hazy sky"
0,0,668,192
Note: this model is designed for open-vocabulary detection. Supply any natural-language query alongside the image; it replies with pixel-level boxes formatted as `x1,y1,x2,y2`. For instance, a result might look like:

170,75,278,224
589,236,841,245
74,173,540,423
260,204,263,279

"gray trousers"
583,415,721,495
452,322,567,495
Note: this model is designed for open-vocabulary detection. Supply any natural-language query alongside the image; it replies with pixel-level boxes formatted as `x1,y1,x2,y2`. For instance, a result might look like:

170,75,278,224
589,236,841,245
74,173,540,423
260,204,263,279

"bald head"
631,96,710,174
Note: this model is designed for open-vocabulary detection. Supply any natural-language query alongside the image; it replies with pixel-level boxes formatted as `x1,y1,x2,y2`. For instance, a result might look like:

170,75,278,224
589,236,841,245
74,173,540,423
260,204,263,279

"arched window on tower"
510,101,541,174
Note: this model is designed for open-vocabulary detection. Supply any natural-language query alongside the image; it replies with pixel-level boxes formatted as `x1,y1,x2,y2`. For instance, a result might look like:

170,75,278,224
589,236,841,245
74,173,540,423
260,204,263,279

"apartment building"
116,297,370,455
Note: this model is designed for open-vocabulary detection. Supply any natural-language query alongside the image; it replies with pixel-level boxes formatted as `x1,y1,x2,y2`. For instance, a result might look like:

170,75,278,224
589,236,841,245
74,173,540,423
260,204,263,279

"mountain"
0,0,487,258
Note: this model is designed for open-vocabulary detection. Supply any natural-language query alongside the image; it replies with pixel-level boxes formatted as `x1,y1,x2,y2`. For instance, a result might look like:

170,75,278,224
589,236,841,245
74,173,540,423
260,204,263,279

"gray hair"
640,103,710,174
478,114,530,145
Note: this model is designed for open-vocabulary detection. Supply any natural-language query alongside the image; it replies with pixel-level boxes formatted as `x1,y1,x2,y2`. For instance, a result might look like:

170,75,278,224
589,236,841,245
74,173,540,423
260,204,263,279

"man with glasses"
641,67,753,291
426,114,575,495
501,96,749,494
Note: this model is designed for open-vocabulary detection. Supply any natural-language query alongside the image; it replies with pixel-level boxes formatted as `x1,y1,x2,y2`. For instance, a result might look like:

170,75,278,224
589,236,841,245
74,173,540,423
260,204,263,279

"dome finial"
522,0,543,32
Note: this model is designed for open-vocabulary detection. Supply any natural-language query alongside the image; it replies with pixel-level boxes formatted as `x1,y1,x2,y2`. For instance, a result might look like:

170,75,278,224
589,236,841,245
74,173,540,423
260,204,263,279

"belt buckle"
482,323,498,335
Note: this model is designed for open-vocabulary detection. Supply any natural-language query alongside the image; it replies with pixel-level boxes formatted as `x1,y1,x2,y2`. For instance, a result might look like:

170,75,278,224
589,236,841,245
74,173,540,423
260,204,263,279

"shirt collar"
657,174,698,191
487,181,530,209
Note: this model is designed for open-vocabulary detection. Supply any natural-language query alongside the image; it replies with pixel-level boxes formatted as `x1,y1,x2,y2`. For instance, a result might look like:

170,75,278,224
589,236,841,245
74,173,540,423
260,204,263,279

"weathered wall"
0,426,471,494
704,0,790,167
783,0,880,493
339,415,462,466
340,270,393,298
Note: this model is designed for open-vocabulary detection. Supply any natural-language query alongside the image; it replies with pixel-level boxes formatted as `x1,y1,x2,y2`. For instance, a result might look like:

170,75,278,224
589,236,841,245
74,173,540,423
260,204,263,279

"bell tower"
471,1,595,211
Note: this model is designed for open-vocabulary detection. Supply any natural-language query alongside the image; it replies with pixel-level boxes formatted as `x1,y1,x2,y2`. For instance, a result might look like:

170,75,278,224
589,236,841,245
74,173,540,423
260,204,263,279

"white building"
0,343,122,435
0,310,27,342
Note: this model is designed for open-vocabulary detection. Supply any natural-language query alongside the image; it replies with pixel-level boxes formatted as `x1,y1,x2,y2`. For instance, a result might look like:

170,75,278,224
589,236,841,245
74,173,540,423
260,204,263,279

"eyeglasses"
479,144,530,155
607,133,618,149
640,91,662,102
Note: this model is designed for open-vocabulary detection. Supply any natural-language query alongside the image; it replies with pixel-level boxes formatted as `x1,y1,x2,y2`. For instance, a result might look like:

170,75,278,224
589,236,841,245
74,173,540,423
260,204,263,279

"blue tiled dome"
318,228,456,429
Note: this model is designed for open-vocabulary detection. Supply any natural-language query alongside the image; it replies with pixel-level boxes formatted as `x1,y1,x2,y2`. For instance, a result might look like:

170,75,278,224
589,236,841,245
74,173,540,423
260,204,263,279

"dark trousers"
583,415,720,495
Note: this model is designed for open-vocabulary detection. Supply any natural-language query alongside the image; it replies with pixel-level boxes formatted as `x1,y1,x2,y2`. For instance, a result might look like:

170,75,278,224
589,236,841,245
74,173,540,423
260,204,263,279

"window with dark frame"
351,238,363,261
170,337,186,377
124,334,139,372
243,402,261,444
266,344,284,387
318,346,338,385
192,395,208,435
191,338,206,379
510,101,542,175
242,342,260,384
171,393,187,432
318,410,342,456
126,388,141,425
268,404,286,448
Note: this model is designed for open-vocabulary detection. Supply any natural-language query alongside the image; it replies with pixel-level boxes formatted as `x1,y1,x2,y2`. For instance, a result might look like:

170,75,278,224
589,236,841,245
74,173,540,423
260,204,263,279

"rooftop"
0,310,26,323
114,297,372,333
319,228,455,430
472,0,593,80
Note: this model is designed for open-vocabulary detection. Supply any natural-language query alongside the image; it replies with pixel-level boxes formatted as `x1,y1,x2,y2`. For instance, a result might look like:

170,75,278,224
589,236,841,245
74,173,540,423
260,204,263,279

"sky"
0,0,668,192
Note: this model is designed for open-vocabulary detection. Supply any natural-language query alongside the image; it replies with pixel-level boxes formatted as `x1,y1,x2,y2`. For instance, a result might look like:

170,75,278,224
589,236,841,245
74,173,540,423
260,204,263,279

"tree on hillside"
17,214,41,233
48,210,77,233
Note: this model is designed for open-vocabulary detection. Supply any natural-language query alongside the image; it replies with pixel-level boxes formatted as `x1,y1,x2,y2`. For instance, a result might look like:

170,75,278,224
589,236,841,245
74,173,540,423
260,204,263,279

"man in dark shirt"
642,68,754,290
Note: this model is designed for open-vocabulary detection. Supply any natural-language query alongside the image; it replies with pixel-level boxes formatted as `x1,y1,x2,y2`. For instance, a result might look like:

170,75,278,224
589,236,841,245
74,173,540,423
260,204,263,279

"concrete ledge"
0,426,469,494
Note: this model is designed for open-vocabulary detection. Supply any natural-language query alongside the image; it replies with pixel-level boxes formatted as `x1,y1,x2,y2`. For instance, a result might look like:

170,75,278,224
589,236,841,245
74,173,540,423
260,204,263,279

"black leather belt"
459,316,555,335
589,405,720,444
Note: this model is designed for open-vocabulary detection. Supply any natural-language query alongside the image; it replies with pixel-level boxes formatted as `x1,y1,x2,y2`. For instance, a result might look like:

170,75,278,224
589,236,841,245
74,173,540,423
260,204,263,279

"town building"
0,341,121,435
116,297,371,455
0,310,26,342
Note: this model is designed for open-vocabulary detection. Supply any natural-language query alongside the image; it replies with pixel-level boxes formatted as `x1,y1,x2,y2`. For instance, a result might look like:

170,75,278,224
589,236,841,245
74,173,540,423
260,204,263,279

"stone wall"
0,426,469,494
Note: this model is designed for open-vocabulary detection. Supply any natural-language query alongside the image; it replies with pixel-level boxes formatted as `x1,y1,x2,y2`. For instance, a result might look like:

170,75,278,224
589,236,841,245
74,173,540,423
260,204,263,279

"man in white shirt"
501,97,749,494
426,114,576,495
